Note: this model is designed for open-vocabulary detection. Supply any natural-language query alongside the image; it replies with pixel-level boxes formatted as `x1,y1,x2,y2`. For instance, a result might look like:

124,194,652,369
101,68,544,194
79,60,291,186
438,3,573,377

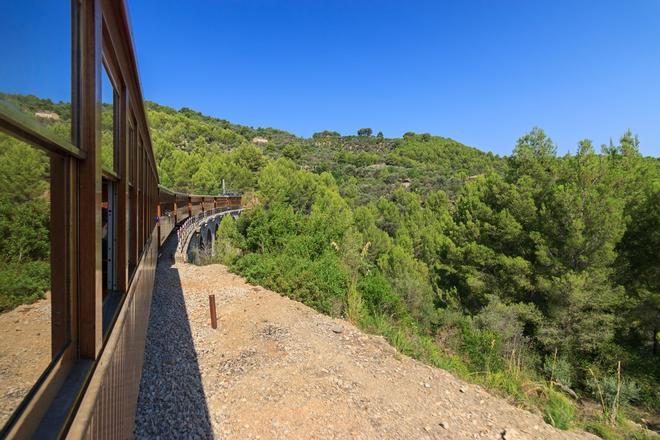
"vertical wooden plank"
128,114,137,274
78,0,103,359
68,155,79,354
157,202,161,246
116,83,128,293
51,154,68,355
143,148,148,246
137,137,143,254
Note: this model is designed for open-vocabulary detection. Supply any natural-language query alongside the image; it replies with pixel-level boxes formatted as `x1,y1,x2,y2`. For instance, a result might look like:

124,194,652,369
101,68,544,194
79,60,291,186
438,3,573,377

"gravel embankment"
134,237,595,439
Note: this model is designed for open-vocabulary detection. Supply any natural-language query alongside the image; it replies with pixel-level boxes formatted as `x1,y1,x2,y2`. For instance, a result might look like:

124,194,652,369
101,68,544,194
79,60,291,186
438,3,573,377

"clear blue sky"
2,2,658,156
127,0,660,156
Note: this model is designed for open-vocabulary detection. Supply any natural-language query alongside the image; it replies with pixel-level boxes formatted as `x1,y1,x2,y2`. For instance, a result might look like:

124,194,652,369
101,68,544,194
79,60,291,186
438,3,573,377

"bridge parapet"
175,207,243,263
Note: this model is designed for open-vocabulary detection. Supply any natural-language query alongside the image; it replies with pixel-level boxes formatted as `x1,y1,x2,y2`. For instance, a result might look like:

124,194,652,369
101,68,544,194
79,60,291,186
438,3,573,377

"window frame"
1,0,163,436
100,23,121,176
0,37,79,440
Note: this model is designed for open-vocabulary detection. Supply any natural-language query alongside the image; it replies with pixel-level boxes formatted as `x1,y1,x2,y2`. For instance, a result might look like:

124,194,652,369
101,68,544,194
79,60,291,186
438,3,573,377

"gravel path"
134,236,595,439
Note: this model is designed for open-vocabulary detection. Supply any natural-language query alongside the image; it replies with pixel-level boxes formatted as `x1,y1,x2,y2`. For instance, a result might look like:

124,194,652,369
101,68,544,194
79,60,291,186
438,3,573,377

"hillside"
135,240,595,439
146,101,504,202
2,94,658,439
146,102,658,439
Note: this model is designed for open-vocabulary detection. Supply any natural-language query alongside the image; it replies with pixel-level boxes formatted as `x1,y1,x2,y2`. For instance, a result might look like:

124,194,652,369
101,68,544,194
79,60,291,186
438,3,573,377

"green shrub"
357,270,407,318
0,260,50,312
587,368,641,421
584,421,617,440
345,282,364,324
481,370,525,400
457,318,505,372
543,388,575,430
234,250,348,316
543,353,575,388
232,253,276,284
418,335,470,377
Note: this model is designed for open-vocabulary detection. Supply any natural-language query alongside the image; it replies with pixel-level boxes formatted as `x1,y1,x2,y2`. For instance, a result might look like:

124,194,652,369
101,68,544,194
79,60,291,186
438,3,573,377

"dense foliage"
0,95,59,311
146,101,504,203
1,95,657,437
153,101,657,435
216,131,659,414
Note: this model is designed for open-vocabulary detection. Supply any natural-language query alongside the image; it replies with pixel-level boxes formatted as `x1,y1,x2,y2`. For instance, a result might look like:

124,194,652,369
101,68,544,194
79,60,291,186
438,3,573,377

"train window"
101,64,117,172
101,178,121,335
0,132,67,429
101,179,116,296
142,147,147,246
0,1,72,144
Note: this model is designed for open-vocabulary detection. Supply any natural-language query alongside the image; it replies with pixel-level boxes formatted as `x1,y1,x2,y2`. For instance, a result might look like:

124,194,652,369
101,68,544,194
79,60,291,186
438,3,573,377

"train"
156,186,242,246
0,1,243,438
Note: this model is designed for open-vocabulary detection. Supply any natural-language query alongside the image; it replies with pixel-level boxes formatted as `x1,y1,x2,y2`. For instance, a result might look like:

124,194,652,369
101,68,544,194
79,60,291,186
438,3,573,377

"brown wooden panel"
66,229,158,439
159,215,175,245
78,0,103,360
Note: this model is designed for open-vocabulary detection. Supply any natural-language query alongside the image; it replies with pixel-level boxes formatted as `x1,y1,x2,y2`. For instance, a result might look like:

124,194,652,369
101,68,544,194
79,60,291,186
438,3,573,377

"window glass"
102,179,116,296
0,132,62,428
0,1,72,143
102,179,122,335
101,64,116,171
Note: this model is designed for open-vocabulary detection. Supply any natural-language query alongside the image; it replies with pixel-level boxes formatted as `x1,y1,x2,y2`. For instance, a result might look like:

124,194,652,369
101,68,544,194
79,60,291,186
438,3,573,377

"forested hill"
2,94,659,438
151,101,660,438
147,102,504,202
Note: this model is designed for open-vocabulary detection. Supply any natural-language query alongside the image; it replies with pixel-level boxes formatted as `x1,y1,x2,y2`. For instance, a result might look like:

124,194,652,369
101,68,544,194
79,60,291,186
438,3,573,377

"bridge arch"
180,208,243,264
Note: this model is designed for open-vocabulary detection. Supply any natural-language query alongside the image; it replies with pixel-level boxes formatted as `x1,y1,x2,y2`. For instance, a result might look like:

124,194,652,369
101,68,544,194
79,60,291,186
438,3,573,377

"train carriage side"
190,195,203,216
175,192,190,222
157,186,176,245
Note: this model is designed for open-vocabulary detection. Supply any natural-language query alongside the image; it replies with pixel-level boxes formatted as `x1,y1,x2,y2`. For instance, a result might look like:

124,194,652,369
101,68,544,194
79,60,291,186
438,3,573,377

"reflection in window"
101,64,117,171
0,1,72,143
102,178,121,335
0,132,59,428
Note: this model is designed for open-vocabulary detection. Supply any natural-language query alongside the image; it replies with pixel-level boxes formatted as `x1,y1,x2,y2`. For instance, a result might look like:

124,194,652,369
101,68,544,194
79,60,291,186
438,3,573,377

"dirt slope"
0,296,51,428
135,245,595,439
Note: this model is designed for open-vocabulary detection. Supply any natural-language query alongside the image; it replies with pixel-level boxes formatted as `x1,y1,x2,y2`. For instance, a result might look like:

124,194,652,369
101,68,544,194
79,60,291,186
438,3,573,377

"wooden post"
209,295,217,329
78,0,103,359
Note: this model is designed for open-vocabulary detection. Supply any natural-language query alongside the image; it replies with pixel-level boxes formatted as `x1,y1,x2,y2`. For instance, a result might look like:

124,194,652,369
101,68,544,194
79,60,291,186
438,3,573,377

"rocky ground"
135,239,595,439
0,295,51,428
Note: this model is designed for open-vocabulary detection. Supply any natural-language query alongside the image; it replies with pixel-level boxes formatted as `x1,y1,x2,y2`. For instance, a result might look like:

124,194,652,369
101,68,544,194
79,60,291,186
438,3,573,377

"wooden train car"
0,1,241,438
202,196,213,212
157,186,177,245
190,195,203,216
175,192,190,223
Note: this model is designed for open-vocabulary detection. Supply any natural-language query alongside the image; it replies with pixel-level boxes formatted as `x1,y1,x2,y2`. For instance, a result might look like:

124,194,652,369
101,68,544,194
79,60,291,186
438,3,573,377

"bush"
357,270,407,318
584,421,617,439
209,215,243,265
587,368,641,421
543,353,575,388
234,250,349,316
481,370,526,400
0,260,50,312
543,388,575,430
458,319,505,372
